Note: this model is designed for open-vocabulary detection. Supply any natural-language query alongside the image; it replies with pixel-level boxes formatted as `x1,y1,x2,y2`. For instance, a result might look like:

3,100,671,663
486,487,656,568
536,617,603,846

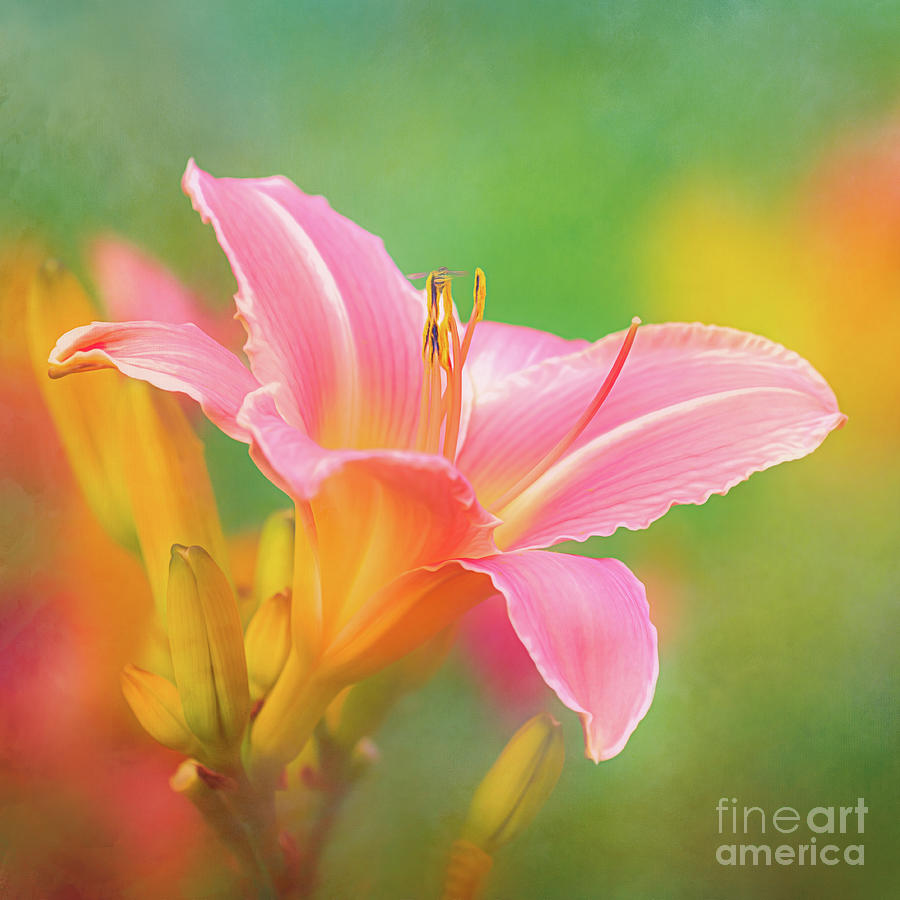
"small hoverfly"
408,268,470,314
406,267,469,284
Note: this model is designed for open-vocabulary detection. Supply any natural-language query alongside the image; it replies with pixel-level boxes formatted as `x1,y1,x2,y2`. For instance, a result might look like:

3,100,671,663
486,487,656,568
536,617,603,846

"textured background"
1,1,897,897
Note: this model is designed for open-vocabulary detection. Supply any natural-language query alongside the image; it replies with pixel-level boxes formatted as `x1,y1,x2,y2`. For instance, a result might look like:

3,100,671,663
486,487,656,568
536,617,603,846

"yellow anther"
458,266,486,371
440,277,454,327
473,267,486,322
421,274,452,370
426,271,440,317
422,319,442,363
422,318,434,362
437,317,452,371
417,265,486,458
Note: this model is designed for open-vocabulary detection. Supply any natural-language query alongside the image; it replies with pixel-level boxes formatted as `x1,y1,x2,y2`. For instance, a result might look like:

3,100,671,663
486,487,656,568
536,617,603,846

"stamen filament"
442,315,464,461
458,319,477,371
416,358,432,451
425,363,443,453
492,317,641,511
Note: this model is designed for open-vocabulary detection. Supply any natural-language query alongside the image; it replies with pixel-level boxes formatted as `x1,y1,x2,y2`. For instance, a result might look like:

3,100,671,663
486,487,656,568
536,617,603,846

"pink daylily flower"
49,161,845,763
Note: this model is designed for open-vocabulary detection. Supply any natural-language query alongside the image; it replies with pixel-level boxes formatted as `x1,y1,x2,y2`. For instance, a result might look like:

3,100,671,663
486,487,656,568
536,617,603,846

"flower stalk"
170,760,274,895
442,840,494,900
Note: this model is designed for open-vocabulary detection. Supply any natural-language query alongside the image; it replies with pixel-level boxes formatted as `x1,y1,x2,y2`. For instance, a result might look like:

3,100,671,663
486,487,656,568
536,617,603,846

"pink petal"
48,321,259,441
182,161,425,449
499,382,845,549
88,236,235,349
465,321,589,388
237,387,498,639
456,323,845,545
460,552,658,762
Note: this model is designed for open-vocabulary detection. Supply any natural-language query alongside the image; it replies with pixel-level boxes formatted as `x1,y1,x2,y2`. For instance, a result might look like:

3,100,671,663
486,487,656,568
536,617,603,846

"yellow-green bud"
121,382,232,620
167,544,251,756
28,262,137,552
244,591,292,700
120,664,198,756
253,509,294,608
461,713,564,853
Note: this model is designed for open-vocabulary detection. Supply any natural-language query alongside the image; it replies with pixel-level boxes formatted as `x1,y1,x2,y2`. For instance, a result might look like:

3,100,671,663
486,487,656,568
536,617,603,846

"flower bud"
461,713,564,853
244,590,291,700
27,261,136,550
120,664,198,756
167,545,250,755
253,509,294,609
123,383,232,619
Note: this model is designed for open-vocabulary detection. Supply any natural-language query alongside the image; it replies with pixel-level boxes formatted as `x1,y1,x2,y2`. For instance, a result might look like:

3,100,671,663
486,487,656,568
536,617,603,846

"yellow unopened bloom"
443,714,564,899
123,384,232,618
26,260,136,549
244,591,292,700
462,713,565,853
167,545,250,760
252,508,294,609
27,261,231,630
120,664,198,756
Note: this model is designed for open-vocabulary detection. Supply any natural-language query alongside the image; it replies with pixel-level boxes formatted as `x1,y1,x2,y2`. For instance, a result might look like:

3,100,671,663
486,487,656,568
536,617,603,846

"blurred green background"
2,1,897,897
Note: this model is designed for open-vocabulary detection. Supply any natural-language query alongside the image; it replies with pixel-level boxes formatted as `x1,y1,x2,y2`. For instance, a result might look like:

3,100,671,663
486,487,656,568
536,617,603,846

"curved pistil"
492,317,641,511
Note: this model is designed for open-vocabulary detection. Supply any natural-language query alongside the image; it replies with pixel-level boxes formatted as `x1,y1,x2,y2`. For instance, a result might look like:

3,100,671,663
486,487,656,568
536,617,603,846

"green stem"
171,760,280,898
226,772,283,899
294,728,360,897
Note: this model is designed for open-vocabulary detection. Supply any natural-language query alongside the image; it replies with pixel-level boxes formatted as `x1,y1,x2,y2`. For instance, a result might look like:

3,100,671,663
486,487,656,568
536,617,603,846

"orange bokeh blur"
0,247,204,898
643,115,900,453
